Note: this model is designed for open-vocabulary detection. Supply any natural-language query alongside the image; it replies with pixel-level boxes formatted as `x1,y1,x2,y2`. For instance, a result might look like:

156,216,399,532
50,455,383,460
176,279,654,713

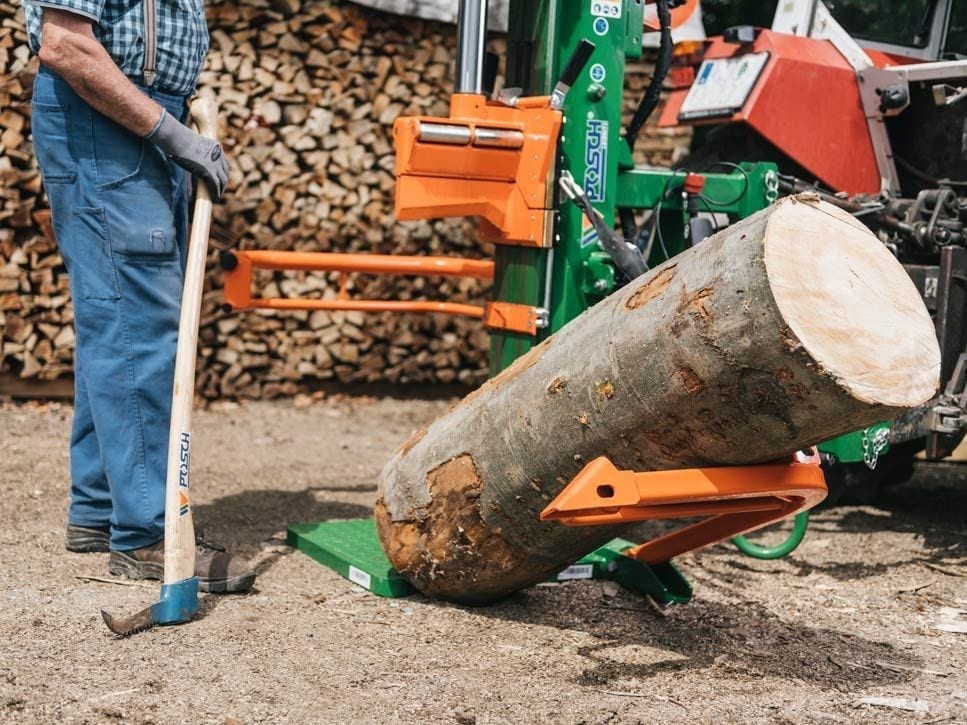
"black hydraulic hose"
625,0,673,152
598,224,649,279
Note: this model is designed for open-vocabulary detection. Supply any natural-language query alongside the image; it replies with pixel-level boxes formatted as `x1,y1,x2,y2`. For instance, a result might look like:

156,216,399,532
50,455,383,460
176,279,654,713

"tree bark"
375,196,941,604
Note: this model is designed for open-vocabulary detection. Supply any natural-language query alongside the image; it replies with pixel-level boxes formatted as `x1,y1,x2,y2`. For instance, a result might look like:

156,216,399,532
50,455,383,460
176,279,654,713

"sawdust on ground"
0,397,965,724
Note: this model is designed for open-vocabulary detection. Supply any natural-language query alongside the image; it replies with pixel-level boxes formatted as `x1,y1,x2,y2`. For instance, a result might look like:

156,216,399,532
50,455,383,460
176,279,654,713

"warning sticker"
557,564,595,581
591,0,622,19
348,565,372,591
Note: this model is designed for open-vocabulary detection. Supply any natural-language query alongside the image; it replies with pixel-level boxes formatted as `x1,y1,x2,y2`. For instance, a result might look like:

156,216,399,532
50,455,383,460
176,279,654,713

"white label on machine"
591,0,622,19
348,565,372,590
557,564,595,581
678,52,770,121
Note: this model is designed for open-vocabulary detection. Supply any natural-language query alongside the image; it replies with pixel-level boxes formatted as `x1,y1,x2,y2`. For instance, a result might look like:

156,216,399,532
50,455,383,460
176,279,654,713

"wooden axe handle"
162,95,219,584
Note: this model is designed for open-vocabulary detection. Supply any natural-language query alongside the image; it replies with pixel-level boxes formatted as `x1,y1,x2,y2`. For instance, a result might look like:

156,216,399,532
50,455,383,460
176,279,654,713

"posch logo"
178,431,191,489
585,118,609,203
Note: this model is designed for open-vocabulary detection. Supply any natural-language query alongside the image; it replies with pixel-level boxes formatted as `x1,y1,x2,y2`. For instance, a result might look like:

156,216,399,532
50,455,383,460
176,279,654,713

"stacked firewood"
0,0,691,398
0,26,71,385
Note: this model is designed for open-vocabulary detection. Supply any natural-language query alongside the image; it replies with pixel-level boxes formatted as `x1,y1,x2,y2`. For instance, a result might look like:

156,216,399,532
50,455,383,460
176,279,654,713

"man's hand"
146,111,229,201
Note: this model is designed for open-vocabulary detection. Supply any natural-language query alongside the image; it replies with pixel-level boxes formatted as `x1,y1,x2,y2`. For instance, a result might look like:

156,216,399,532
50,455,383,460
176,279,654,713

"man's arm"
37,8,229,199
38,8,162,136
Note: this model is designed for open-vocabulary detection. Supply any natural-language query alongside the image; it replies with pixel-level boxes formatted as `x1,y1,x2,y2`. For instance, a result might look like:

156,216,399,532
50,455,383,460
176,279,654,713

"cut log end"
374,453,552,605
765,197,940,408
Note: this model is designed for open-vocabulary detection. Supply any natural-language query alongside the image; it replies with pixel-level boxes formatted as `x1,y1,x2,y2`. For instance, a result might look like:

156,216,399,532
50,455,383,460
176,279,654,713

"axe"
101,95,219,636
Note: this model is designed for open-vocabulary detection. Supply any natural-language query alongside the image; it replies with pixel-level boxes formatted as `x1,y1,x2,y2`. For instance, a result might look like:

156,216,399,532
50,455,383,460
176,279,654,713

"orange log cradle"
541,449,827,564
394,93,563,248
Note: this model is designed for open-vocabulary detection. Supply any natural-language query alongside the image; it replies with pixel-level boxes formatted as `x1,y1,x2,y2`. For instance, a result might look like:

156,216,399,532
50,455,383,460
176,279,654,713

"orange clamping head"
394,94,562,248
644,0,700,32
540,450,827,564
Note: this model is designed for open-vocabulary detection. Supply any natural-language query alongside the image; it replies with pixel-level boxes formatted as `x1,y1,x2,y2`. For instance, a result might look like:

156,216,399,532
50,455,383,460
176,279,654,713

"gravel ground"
0,397,964,724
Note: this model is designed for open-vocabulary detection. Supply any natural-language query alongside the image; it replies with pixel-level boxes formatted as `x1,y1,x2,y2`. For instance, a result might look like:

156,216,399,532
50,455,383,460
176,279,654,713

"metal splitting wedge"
101,95,219,636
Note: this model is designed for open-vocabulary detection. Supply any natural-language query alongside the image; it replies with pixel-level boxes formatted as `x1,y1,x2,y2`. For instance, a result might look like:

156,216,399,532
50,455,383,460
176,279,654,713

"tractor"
661,0,967,501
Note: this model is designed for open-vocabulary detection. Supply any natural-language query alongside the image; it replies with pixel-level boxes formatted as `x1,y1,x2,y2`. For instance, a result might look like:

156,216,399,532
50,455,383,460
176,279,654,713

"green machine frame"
490,0,778,373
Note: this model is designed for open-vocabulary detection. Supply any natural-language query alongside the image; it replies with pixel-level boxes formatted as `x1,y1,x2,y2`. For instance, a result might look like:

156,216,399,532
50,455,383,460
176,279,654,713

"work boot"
66,523,110,553
108,537,256,593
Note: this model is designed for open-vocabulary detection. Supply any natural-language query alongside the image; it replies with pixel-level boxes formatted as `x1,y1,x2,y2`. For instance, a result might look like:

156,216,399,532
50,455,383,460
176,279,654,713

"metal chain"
862,426,890,470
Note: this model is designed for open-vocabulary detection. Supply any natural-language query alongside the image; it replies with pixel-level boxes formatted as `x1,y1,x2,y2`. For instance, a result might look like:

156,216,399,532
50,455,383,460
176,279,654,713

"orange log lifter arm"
541,449,827,564
221,250,495,319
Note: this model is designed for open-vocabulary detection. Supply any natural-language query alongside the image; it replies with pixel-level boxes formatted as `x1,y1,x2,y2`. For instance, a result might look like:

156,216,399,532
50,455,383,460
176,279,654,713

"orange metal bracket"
394,93,562,248
483,301,540,336
222,250,494,318
540,449,827,564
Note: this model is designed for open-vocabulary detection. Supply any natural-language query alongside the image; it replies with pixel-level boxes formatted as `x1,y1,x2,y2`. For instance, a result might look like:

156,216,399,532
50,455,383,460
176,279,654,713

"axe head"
101,577,200,637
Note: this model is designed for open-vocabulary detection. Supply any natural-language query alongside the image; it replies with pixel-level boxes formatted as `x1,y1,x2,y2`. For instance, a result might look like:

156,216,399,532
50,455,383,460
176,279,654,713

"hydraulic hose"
625,0,673,151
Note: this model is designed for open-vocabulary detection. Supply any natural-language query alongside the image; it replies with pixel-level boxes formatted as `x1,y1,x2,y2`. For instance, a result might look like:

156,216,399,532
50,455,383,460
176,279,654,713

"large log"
375,196,941,604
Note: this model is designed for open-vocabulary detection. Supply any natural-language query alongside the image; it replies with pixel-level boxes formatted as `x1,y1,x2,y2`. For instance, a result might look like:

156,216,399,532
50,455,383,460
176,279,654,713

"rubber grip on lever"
559,40,596,87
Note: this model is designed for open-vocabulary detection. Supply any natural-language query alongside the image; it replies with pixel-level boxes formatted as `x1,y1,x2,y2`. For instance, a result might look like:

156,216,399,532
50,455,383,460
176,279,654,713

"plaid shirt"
23,0,209,95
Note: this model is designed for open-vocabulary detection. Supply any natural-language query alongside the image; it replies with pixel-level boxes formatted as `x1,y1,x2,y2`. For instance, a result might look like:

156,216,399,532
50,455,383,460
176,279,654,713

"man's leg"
65,360,113,551
33,68,174,550
83,103,184,552
30,68,112,552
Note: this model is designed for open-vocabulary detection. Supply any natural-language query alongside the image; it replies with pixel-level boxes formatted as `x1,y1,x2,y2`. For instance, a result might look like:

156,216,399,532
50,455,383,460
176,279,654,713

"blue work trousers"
31,66,191,551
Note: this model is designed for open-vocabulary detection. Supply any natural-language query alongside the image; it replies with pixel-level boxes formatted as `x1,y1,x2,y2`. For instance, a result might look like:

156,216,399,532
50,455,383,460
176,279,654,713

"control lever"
551,40,596,110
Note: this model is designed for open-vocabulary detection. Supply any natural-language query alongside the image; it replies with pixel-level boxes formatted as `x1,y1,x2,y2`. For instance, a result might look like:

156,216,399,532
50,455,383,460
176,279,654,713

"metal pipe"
473,127,525,149
231,250,495,280
417,123,473,145
246,298,487,319
455,0,488,94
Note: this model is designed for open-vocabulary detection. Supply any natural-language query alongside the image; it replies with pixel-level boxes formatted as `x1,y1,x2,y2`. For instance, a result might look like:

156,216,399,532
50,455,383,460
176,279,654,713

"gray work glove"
146,110,229,201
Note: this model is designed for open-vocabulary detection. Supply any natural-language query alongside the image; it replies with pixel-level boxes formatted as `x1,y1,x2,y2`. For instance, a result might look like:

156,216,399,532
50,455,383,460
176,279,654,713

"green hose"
732,512,811,560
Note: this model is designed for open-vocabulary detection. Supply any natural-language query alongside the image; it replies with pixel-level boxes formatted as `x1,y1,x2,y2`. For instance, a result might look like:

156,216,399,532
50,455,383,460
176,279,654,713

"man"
24,0,255,592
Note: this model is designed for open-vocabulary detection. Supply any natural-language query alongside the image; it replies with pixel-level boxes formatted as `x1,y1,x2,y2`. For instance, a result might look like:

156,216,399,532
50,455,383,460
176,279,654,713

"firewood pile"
0,0,691,398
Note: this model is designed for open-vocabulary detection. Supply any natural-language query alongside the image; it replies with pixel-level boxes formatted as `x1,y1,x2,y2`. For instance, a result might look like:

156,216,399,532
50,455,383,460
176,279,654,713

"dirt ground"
0,396,964,724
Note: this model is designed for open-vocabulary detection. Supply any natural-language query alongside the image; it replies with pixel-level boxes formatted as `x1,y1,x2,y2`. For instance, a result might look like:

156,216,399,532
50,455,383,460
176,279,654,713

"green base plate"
288,519,692,605
287,519,414,598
